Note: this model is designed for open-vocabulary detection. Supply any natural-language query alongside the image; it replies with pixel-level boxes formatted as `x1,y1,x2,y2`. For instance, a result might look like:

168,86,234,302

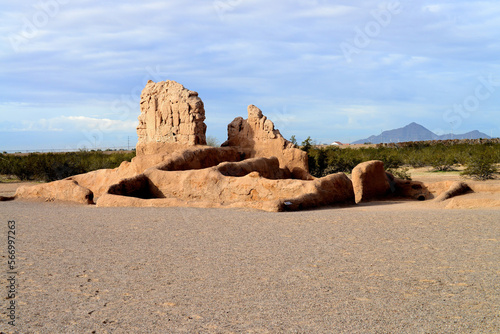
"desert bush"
0,155,10,175
461,157,498,180
206,136,220,147
0,151,135,182
333,148,363,173
387,167,412,180
300,136,314,152
302,139,500,177
429,154,456,171
425,144,456,171
460,145,499,180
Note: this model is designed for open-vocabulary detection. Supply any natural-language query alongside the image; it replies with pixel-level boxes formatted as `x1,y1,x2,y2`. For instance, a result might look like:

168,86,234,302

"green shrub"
461,157,498,180
301,140,500,177
300,136,314,152
387,166,412,180
0,151,135,182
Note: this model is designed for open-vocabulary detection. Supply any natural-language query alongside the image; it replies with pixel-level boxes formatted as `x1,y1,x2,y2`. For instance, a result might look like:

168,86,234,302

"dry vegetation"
1,139,499,183
300,138,500,180
0,150,135,182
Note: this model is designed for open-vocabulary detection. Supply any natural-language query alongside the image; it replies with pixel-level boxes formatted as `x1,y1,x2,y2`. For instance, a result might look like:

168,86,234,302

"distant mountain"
352,122,491,144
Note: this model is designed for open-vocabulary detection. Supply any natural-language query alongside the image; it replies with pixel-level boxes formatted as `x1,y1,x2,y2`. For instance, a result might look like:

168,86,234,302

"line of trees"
298,137,500,180
0,151,136,182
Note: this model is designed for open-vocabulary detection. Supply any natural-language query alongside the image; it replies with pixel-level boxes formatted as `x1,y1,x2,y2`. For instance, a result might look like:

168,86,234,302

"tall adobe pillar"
136,80,207,155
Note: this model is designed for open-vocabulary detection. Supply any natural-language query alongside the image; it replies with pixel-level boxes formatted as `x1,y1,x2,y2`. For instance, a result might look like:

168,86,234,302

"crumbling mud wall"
15,80,484,211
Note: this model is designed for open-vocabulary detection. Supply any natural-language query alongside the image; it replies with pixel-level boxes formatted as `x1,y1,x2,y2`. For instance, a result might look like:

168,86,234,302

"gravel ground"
1,200,499,333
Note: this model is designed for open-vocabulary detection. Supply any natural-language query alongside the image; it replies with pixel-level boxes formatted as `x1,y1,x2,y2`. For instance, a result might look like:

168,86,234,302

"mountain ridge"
352,123,491,144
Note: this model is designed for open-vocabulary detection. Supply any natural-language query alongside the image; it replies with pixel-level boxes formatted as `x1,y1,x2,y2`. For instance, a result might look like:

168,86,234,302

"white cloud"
423,5,443,13
294,5,356,18
402,56,430,67
8,116,137,133
61,116,137,132
1,0,500,148
380,54,405,66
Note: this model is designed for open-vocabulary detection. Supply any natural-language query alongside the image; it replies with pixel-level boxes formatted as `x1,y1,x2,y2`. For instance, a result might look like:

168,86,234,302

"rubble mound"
15,179,93,204
98,158,355,212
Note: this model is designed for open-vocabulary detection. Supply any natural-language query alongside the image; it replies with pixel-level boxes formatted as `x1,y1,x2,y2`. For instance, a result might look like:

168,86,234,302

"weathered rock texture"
98,157,355,212
13,79,477,211
386,173,431,201
222,105,308,176
15,180,93,204
14,80,336,211
136,80,207,155
434,182,472,202
352,160,391,203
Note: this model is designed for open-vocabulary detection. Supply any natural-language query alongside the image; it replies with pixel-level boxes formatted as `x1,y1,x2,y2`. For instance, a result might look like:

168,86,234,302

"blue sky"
1,0,500,151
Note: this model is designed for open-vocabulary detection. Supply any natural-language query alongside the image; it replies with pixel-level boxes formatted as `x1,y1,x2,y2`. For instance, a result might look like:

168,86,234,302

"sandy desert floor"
1,180,499,333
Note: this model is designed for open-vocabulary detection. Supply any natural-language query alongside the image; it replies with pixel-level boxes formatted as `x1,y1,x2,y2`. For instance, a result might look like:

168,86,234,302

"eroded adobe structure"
12,79,486,211
136,80,207,155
